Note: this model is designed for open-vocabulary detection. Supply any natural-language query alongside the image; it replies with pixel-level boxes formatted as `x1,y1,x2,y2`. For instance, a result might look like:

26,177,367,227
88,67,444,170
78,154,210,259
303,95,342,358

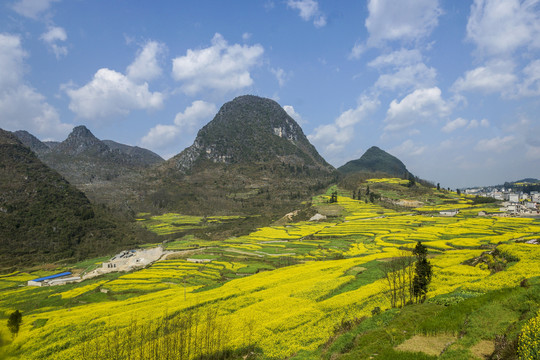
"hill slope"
338,146,412,178
0,129,149,270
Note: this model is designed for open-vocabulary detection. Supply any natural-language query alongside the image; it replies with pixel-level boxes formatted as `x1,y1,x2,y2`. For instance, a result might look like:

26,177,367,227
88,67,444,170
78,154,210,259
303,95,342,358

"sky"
1,0,539,188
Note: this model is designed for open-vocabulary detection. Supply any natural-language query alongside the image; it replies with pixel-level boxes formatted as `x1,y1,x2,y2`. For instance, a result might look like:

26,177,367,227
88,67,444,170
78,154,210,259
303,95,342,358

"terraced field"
1,181,539,359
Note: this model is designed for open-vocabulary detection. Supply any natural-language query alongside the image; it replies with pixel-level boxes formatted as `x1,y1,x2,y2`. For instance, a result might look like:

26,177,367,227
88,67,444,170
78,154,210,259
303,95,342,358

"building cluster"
464,188,540,216
27,272,81,287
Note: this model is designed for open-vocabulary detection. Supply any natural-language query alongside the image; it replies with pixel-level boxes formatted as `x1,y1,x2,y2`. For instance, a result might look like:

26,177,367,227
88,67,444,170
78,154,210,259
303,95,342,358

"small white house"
440,209,459,217
509,194,520,203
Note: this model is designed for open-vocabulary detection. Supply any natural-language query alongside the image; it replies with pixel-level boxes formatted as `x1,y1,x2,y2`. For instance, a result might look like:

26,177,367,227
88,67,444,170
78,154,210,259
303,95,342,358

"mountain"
13,130,51,154
171,95,332,172
338,146,412,178
145,95,337,218
14,126,164,206
0,129,148,270
103,140,163,166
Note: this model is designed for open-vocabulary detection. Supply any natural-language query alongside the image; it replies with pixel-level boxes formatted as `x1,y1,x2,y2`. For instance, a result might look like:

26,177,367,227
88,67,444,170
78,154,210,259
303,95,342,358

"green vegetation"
0,130,155,271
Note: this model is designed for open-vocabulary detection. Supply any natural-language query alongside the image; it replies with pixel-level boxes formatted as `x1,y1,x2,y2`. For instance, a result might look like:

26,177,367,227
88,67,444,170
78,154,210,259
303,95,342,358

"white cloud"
66,41,165,120
308,94,378,156
335,95,380,128
467,118,490,129
126,41,166,82
287,0,326,27
171,33,264,95
242,33,252,41
174,100,216,131
442,117,468,133
0,33,71,138
365,0,442,46
368,49,436,91
452,60,517,95
141,100,216,149
368,48,423,68
374,62,436,91
385,87,451,132
271,67,288,87
391,139,426,156
283,105,305,125
66,68,164,119
466,0,540,57
11,0,60,19
40,26,67,59
308,124,353,153
349,41,366,60
519,59,540,96
140,124,179,149
475,135,516,153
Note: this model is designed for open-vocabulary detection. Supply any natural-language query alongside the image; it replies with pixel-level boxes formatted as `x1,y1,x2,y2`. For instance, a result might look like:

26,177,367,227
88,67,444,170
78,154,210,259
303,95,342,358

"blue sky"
1,0,539,188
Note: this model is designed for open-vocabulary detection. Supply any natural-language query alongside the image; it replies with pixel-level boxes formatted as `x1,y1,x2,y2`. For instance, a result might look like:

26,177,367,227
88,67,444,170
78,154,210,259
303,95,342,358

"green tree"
7,310,22,338
412,242,432,303
329,191,338,203
437,183,440,191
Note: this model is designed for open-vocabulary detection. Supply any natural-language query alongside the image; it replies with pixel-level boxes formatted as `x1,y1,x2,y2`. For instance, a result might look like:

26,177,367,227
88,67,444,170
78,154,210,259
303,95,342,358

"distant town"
464,184,540,217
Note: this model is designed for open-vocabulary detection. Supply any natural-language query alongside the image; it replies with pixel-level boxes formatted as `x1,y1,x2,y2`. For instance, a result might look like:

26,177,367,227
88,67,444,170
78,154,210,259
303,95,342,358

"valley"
1,179,539,359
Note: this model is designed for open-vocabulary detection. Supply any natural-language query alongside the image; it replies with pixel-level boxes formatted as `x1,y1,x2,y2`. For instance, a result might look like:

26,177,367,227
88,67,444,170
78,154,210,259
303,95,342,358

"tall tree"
7,310,22,338
412,241,432,303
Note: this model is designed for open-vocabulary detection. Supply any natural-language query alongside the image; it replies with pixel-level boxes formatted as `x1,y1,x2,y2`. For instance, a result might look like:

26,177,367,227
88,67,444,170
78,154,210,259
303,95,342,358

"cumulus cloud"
384,87,451,132
11,0,60,19
442,117,468,133
375,62,436,91
40,26,67,59
391,139,426,156
126,41,166,82
66,41,165,120
368,48,423,68
308,94,378,154
468,118,490,129
365,0,442,46
308,124,354,153
172,33,264,95
466,0,540,57
141,100,216,150
452,60,517,95
283,105,305,124
140,124,179,149
173,100,216,131
66,68,164,119
287,0,326,28
367,49,437,92
0,33,71,138
475,135,516,153
335,95,380,128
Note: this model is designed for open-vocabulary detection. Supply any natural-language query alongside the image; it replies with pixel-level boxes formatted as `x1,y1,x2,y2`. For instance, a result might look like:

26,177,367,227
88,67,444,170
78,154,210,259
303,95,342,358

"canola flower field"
1,180,539,359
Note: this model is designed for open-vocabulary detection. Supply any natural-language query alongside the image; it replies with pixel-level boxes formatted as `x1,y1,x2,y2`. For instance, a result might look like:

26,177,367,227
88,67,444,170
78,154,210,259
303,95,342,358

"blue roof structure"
30,272,72,282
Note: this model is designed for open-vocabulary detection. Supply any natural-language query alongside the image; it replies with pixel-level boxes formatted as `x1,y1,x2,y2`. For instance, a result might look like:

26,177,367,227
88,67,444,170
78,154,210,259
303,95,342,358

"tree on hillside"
412,241,432,303
329,191,338,203
7,310,22,338
437,183,440,191
382,251,415,308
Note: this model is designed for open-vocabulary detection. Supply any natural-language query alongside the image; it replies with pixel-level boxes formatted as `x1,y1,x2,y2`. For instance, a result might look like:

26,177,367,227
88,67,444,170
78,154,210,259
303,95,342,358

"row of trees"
382,241,432,308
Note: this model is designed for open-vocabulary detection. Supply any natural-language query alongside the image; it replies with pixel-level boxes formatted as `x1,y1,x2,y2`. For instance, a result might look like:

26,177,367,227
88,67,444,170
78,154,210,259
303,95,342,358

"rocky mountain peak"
54,125,109,156
171,95,333,172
